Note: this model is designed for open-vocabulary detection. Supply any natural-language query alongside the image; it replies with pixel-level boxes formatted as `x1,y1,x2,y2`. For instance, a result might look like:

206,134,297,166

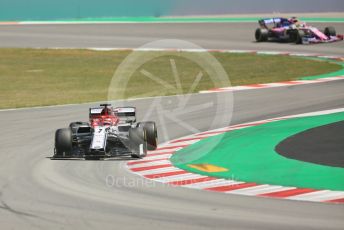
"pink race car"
255,17,343,44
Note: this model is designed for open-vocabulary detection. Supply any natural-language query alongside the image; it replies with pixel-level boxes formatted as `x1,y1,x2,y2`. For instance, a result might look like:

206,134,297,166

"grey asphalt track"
0,22,344,230
0,22,344,55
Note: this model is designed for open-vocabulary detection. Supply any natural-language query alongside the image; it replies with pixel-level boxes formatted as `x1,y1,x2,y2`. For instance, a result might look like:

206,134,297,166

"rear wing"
89,107,104,117
89,104,113,117
259,17,288,29
114,107,136,123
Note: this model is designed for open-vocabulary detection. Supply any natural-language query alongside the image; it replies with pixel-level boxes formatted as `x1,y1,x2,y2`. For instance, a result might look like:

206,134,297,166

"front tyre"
54,128,72,157
129,127,147,158
324,27,336,38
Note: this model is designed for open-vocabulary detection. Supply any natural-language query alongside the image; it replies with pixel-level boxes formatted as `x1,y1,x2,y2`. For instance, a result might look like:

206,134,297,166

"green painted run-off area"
171,112,344,191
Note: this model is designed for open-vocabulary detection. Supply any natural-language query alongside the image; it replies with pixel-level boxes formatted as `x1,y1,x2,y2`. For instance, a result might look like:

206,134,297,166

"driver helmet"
288,17,299,24
101,108,111,116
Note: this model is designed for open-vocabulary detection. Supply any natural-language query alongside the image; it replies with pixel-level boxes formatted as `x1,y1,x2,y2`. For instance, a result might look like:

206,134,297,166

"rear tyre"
129,127,147,158
295,30,305,44
54,128,72,157
288,30,298,43
137,122,158,151
255,28,269,42
324,27,336,37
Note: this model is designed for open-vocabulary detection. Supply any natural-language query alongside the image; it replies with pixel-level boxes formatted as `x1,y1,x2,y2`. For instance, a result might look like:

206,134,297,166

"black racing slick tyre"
129,127,147,158
255,28,269,42
324,27,336,37
137,122,158,151
296,30,305,44
54,128,72,157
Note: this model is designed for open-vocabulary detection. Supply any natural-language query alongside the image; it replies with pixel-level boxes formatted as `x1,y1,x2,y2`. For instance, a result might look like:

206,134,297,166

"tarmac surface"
0,22,343,230
0,22,344,55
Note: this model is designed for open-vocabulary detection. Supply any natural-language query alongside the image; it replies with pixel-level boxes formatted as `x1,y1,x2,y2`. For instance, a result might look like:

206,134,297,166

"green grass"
0,48,341,109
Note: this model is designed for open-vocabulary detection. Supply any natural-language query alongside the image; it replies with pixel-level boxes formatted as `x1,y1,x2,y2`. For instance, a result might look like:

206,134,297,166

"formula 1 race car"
53,104,158,160
255,17,343,44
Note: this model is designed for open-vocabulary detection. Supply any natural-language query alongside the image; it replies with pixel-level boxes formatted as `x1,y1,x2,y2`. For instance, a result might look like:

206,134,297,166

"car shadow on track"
46,156,136,161
252,40,298,44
